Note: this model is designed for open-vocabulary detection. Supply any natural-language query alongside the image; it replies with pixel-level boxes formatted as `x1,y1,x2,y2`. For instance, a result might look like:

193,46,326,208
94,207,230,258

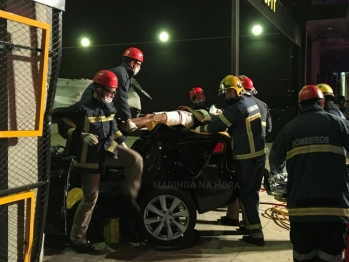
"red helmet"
122,47,144,62
190,87,204,101
239,76,254,90
93,70,118,88
298,85,324,102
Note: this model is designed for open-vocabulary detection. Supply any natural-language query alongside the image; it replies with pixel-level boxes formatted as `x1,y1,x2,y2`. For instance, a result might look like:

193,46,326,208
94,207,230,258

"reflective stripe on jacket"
67,97,126,173
199,96,265,160
269,104,349,223
250,96,272,136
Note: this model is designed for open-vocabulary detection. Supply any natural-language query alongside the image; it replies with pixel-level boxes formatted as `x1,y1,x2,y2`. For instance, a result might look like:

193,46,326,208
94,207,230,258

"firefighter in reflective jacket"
196,75,266,246
61,70,143,253
269,85,349,262
220,75,272,228
240,76,272,135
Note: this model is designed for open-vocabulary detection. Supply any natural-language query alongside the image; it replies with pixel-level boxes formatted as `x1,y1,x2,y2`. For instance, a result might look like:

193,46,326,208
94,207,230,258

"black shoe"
242,235,265,246
219,216,240,226
69,241,95,253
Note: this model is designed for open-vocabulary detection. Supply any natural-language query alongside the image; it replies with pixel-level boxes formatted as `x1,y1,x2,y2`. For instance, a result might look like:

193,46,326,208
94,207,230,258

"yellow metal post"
0,10,50,138
0,191,36,262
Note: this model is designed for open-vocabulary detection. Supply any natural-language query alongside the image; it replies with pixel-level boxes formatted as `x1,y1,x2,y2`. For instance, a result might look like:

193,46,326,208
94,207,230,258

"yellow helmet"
218,75,244,97
317,83,334,96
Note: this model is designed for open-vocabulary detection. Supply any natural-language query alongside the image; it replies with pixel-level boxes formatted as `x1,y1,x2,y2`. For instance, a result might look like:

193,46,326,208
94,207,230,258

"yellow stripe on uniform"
87,114,115,123
288,207,349,217
262,121,266,126
67,128,75,138
245,113,261,153
219,114,232,127
73,160,99,169
114,130,123,139
286,144,345,160
233,148,266,160
107,140,118,153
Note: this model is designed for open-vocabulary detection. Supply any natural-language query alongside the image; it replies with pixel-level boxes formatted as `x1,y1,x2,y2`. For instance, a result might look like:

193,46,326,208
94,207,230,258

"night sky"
60,0,282,112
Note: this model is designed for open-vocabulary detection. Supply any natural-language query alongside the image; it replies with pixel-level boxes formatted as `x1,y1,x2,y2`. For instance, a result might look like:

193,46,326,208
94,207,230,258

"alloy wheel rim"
143,194,190,241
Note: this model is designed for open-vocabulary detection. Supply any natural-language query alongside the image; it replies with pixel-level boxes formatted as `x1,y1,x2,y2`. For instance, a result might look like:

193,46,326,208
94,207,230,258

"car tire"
139,188,197,247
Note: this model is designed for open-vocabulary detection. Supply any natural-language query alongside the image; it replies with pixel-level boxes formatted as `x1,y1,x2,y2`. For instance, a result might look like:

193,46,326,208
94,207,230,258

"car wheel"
139,188,197,247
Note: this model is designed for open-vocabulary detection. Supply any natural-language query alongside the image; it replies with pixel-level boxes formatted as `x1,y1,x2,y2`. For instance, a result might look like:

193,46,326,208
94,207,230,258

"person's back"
275,105,349,222
269,84,349,261
324,100,345,119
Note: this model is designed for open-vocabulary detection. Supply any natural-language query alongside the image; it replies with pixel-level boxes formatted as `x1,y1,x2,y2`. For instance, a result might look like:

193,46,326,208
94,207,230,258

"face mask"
133,66,140,76
196,101,206,109
102,96,113,104
226,98,236,105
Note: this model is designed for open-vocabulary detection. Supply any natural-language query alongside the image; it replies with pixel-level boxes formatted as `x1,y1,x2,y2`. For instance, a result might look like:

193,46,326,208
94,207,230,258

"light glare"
81,37,90,47
252,25,263,36
159,32,169,42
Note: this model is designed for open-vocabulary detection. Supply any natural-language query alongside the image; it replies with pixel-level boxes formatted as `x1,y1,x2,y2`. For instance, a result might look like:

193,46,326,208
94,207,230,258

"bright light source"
159,32,169,42
81,37,90,47
252,25,263,36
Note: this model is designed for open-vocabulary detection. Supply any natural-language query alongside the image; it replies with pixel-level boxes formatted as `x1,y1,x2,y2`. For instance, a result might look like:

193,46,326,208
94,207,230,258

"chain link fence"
0,0,62,261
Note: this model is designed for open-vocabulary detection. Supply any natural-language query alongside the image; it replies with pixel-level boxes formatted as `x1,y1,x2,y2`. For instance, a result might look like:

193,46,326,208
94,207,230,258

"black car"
46,122,238,249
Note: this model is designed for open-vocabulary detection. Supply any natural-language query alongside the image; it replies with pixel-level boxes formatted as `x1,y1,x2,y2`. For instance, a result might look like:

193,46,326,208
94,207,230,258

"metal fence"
0,0,62,261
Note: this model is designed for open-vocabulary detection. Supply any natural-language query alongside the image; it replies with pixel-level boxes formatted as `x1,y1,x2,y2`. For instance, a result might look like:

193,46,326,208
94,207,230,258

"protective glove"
82,133,98,146
209,105,222,115
195,126,201,133
126,120,137,132
216,109,223,114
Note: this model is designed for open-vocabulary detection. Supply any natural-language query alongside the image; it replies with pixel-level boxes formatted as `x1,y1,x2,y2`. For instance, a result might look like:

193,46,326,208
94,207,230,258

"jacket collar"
121,62,134,78
299,104,324,115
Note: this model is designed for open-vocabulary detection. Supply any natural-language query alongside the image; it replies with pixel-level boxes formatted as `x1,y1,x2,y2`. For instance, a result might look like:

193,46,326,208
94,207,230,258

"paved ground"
43,190,293,262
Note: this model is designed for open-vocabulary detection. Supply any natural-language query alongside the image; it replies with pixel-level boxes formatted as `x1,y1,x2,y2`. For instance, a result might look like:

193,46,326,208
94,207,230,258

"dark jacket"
80,62,134,121
198,96,265,160
249,95,272,136
109,62,134,121
324,100,345,119
269,104,349,223
63,97,126,173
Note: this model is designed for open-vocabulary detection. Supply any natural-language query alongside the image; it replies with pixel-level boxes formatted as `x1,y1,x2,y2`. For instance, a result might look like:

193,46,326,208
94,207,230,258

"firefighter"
81,47,144,133
178,86,222,124
269,85,349,262
317,83,345,119
62,70,143,253
220,76,271,228
196,75,266,246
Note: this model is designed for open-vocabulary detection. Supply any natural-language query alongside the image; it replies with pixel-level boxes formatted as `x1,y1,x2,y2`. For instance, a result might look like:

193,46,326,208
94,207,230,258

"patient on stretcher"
132,87,222,129
132,104,222,129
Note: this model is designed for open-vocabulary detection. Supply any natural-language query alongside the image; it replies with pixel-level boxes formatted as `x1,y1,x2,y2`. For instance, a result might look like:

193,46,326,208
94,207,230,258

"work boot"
69,241,95,253
238,220,247,232
219,216,240,226
242,235,265,246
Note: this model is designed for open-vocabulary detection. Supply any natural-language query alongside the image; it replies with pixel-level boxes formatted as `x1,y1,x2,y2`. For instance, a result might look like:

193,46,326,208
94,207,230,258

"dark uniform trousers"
70,145,143,245
234,155,266,234
290,222,347,262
